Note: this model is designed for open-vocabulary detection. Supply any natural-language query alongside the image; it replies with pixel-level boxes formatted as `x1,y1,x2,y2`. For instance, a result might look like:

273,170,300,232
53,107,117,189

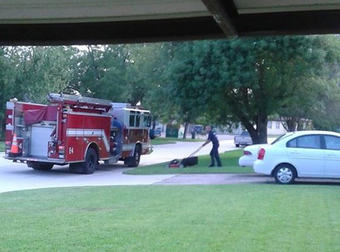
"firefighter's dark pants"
210,143,222,166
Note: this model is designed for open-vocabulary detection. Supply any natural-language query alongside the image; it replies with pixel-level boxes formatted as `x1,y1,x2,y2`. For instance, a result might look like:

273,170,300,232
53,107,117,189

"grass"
151,137,204,145
0,141,4,152
125,149,253,175
1,184,340,252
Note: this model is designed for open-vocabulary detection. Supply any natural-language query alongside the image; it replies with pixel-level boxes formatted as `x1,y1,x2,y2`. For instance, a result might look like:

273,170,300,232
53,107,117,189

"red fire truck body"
5,93,152,174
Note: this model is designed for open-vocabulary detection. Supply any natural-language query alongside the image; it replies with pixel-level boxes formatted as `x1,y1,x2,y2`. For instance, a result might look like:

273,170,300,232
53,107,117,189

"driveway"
0,138,238,193
1,136,338,193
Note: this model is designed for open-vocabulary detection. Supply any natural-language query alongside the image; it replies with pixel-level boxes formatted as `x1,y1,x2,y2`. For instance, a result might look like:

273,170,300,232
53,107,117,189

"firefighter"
202,125,222,167
112,117,124,156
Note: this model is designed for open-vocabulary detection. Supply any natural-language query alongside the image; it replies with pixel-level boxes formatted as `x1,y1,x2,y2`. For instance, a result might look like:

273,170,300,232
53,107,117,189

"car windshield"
271,132,294,145
241,131,250,137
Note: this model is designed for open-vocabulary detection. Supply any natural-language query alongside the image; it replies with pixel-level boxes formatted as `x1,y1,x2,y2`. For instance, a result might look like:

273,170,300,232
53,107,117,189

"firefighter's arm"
203,139,211,146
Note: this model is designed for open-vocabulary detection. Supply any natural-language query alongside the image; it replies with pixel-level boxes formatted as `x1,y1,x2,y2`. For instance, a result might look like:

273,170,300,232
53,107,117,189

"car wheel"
235,144,240,147
274,164,296,184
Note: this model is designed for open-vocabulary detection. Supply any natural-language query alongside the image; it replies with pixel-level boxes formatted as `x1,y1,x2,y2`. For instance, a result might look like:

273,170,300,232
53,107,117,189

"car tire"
235,144,240,147
273,164,296,184
28,162,53,171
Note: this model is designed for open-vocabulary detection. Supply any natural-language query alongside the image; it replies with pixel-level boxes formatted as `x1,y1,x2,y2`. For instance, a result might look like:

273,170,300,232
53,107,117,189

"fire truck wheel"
83,148,98,174
127,146,141,167
28,162,54,171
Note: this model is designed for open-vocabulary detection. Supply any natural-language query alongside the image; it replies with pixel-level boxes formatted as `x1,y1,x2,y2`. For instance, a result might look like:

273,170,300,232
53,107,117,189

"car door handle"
289,151,300,154
327,153,337,157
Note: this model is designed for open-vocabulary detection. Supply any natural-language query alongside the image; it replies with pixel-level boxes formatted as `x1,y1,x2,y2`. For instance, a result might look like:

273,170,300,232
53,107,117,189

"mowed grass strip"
1,185,340,252
125,149,253,175
151,137,204,145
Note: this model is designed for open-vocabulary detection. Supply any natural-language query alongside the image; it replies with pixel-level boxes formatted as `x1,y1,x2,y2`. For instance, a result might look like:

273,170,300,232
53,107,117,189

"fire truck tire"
83,148,98,174
69,148,98,174
126,146,141,167
28,162,54,171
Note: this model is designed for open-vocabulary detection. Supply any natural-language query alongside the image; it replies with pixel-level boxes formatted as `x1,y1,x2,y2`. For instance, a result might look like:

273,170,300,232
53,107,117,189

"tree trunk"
256,114,268,144
241,114,268,144
280,117,297,132
183,122,189,139
287,117,297,131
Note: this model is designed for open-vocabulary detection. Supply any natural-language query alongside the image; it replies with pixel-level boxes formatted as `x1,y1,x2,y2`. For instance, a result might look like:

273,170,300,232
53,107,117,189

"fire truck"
4,93,153,174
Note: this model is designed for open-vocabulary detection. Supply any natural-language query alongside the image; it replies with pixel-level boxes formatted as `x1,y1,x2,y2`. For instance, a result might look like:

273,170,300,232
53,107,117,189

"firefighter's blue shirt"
208,131,219,145
112,119,124,131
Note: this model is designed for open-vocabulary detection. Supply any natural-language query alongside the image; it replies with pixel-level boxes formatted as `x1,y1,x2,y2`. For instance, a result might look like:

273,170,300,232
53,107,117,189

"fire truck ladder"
47,93,112,110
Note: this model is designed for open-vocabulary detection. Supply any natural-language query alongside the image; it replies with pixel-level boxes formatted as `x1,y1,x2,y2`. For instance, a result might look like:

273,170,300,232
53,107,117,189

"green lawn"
151,137,204,145
125,149,253,175
1,185,340,252
0,141,4,152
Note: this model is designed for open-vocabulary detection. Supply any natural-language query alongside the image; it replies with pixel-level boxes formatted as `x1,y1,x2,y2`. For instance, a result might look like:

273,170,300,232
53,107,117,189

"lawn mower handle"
188,145,205,157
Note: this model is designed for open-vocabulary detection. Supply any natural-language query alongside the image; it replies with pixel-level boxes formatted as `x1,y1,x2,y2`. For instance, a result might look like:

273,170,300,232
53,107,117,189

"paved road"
2,136,337,193
0,158,176,193
0,137,238,193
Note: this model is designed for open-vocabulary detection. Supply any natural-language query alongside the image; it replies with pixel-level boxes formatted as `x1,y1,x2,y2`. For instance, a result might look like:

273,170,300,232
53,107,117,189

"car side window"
287,139,297,147
324,136,340,150
287,135,321,149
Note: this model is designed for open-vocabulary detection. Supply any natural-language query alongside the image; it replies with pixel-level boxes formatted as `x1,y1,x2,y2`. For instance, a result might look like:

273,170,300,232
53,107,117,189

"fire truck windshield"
143,113,151,128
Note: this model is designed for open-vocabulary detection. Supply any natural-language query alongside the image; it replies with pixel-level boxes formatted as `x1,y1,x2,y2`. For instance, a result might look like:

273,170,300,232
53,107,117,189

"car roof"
273,130,340,145
288,130,340,136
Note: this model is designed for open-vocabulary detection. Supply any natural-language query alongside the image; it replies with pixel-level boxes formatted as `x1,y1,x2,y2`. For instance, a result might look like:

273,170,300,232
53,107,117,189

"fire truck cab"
4,93,152,174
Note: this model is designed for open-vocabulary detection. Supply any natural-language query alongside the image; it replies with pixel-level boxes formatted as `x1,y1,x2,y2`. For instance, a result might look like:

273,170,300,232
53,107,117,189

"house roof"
1,0,340,45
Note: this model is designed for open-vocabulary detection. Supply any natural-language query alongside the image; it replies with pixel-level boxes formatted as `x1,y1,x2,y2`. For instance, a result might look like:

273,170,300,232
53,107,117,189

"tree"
4,46,74,103
0,46,75,137
276,36,340,131
165,42,209,138
162,36,340,143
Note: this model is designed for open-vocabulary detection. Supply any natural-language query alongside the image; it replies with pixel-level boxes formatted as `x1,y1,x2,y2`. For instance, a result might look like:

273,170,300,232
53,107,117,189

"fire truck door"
30,123,55,158
65,114,84,162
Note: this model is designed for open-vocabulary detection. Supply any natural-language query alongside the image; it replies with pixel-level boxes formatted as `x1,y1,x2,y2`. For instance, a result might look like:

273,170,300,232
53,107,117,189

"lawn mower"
166,145,204,168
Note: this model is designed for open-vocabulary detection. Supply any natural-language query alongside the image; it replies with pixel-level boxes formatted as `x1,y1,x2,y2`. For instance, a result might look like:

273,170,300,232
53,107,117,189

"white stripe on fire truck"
122,144,135,151
101,131,110,152
66,129,110,152
122,143,148,152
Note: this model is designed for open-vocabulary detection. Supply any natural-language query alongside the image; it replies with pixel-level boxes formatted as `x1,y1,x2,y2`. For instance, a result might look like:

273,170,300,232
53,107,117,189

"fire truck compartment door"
30,124,54,158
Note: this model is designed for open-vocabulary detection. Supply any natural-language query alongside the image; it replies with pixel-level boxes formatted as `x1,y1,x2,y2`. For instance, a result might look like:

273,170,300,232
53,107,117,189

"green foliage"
1,36,340,139
0,46,75,137
70,44,160,106
4,46,74,103
159,36,340,143
276,36,340,131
